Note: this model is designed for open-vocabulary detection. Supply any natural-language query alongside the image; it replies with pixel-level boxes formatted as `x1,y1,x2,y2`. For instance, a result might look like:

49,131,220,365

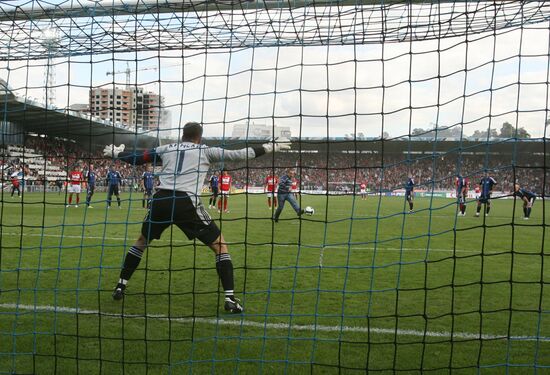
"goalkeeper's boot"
224,296,243,314
112,284,126,301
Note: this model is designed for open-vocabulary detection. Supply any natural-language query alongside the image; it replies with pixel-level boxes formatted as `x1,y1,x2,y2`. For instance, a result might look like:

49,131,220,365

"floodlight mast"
40,26,60,107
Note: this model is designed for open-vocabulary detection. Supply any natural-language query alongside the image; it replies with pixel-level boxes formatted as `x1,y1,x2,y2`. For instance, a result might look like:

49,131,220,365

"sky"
1,1,550,140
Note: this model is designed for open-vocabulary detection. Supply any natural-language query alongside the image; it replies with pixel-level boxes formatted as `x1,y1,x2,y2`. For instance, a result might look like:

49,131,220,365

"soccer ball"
304,206,315,215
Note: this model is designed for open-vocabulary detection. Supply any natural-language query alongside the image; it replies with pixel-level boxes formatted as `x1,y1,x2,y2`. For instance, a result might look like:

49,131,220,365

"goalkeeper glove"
103,144,125,158
262,138,291,153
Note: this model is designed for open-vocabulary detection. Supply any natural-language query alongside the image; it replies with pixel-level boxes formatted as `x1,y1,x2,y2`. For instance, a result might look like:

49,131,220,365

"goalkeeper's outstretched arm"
103,144,161,166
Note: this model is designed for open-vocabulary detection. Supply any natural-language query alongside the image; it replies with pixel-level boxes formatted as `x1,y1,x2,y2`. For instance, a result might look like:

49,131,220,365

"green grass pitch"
0,191,549,374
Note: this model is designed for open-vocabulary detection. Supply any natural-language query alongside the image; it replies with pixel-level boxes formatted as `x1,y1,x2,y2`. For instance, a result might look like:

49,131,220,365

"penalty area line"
5,232,484,254
0,303,548,342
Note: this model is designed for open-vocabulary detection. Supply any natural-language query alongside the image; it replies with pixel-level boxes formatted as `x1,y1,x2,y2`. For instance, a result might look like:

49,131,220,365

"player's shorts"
405,191,413,199
220,190,230,196
478,194,491,204
67,184,73,193
70,184,81,194
142,189,220,245
144,187,153,196
360,189,366,195
108,185,120,196
458,192,466,204
87,184,95,194
266,190,276,197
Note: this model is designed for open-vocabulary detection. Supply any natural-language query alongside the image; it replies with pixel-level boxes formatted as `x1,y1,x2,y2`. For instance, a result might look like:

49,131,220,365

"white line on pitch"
4,232,501,254
0,303,548,342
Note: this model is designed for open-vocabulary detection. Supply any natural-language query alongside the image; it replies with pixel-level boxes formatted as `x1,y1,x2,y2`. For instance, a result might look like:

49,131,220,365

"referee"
103,122,290,313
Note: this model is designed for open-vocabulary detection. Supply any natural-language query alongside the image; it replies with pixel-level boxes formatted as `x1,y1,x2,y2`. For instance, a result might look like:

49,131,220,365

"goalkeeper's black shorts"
141,189,220,245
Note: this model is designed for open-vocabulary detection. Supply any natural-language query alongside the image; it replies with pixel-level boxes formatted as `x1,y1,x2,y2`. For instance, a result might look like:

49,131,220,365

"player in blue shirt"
142,166,155,209
85,164,97,208
405,177,415,213
273,169,304,223
513,183,536,220
106,165,123,208
208,170,220,209
476,176,497,217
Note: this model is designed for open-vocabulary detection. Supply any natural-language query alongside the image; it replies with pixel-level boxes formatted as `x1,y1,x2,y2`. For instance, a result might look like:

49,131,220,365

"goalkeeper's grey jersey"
154,142,255,200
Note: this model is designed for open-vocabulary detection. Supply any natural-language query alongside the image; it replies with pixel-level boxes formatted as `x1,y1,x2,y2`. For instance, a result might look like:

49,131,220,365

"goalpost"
1,1,549,373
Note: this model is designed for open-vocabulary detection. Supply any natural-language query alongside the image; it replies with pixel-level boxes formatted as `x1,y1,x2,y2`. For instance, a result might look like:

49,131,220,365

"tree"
471,129,498,139
499,121,515,138
411,128,426,136
516,127,531,139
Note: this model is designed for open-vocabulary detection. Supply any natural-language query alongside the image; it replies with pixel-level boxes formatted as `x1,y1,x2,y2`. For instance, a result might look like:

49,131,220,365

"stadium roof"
0,90,160,149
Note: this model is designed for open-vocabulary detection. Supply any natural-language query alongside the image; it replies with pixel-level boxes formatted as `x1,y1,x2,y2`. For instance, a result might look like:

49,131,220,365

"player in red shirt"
359,182,367,200
265,174,278,209
291,177,299,199
218,169,232,213
67,165,84,207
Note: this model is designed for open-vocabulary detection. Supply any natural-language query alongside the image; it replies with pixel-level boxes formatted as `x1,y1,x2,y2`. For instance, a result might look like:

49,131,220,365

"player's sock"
267,198,271,208
274,197,278,207
76,196,80,205
486,206,491,214
217,199,222,210
215,253,234,296
523,207,528,217
119,246,144,283
224,198,228,211
527,207,532,218
117,197,121,207
476,205,481,214
68,196,72,205
409,202,413,210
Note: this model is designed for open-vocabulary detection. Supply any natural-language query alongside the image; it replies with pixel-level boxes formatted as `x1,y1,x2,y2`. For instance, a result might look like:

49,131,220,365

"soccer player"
142,165,155,209
208,170,220,209
456,174,469,216
103,121,290,313
10,168,22,198
476,175,497,217
265,173,278,209
106,165,123,209
67,165,84,207
513,183,536,220
85,163,97,208
273,169,305,223
359,181,367,200
405,176,415,213
291,176,299,199
218,169,231,213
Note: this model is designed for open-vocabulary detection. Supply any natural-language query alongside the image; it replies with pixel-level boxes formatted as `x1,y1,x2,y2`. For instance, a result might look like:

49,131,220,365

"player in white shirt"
104,122,290,313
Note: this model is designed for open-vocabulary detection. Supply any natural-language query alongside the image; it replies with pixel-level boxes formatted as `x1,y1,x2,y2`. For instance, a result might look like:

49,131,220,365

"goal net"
0,1,549,373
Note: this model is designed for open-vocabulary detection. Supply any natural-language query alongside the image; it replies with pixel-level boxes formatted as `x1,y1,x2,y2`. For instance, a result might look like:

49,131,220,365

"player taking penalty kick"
103,122,290,313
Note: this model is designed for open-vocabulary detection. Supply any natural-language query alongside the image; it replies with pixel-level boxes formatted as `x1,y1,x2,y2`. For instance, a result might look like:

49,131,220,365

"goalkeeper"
104,122,290,313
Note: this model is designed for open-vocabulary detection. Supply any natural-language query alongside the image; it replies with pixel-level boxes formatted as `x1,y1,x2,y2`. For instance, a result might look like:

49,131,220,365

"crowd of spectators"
1,136,547,196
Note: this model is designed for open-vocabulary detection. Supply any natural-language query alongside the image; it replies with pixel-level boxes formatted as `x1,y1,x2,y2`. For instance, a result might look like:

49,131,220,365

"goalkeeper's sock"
215,253,234,296
119,246,144,283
